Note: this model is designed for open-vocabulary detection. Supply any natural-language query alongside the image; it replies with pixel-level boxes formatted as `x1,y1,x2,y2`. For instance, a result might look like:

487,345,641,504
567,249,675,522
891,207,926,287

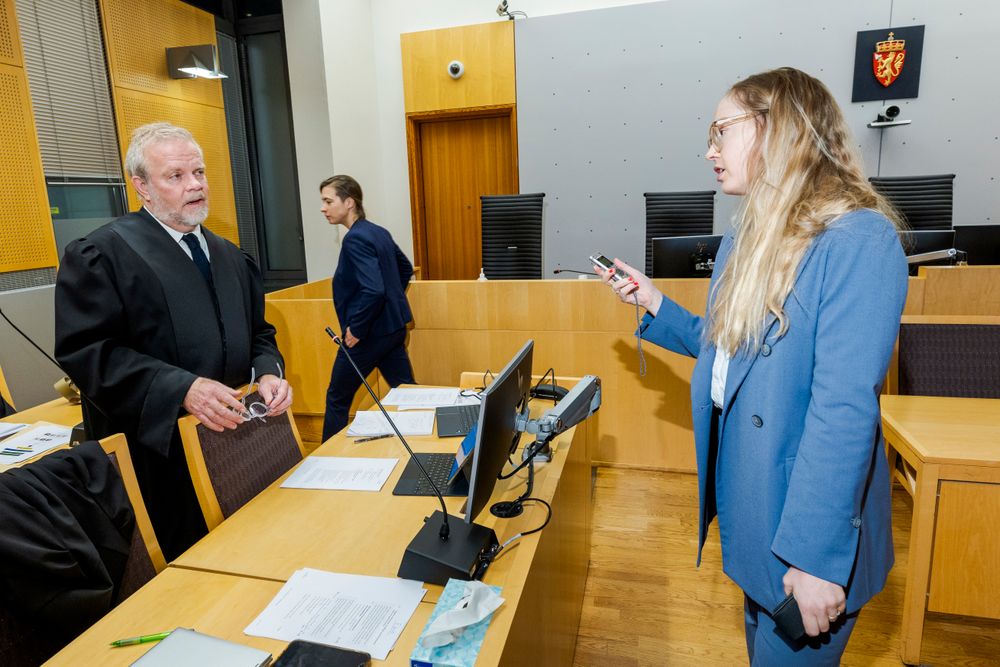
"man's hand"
258,373,292,417
183,378,246,432
344,326,360,348
783,566,847,637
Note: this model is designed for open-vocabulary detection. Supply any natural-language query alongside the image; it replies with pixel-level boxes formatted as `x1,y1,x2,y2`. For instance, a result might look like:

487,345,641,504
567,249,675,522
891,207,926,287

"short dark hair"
319,175,365,219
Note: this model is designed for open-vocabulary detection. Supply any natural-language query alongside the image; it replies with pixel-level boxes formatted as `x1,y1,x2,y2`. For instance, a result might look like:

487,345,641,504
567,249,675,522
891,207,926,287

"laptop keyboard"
412,453,455,494
454,404,479,433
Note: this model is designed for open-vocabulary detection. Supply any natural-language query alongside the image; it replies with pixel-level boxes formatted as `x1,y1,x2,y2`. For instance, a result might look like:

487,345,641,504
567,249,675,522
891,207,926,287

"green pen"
109,630,172,647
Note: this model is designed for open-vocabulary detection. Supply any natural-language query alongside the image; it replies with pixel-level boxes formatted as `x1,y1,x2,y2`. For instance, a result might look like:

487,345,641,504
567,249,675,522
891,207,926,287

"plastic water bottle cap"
477,268,488,281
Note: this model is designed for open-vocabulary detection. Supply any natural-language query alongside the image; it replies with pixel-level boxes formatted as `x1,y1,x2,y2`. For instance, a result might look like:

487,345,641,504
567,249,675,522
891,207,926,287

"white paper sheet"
347,410,434,436
0,423,71,464
0,422,28,440
381,387,461,410
280,457,398,491
244,568,426,660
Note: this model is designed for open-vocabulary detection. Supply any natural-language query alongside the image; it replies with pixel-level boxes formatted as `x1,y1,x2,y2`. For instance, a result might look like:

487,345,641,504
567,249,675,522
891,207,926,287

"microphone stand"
324,327,498,584
552,267,596,276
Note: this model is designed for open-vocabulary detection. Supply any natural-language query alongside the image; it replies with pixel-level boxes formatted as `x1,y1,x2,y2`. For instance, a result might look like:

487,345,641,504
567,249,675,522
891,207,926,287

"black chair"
480,193,544,279
644,191,715,274
897,321,1000,398
869,174,955,231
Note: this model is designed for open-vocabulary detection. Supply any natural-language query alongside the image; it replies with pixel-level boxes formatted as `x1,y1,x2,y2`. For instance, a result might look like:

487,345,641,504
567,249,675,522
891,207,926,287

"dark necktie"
181,233,213,285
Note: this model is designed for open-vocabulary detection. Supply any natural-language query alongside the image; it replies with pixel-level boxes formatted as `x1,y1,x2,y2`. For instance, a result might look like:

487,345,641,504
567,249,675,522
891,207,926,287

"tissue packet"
410,579,503,667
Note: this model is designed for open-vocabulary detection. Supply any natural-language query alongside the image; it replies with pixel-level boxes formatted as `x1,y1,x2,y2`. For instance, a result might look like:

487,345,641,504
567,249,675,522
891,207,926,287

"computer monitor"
651,234,723,278
462,339,534,524
898,229,955,256
954,225,1000,265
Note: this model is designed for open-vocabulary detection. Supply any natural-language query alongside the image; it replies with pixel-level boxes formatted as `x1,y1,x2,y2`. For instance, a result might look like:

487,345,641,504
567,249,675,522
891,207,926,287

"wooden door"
409,108,517,280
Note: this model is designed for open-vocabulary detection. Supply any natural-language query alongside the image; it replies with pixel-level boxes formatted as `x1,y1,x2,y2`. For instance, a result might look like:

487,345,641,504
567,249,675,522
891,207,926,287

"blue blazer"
333,219,413,340
639,210,907,612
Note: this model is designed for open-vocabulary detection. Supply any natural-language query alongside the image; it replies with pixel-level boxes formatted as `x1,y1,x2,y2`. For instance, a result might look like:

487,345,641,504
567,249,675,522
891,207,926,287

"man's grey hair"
124,122,203,180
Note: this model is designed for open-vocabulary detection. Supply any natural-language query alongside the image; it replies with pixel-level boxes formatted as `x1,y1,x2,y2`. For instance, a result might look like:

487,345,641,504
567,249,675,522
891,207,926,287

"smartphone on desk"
273,640,370,666
589,252,630,282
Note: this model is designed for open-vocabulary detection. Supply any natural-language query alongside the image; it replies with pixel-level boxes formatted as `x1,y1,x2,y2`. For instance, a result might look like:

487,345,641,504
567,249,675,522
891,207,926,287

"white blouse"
711,346,730,408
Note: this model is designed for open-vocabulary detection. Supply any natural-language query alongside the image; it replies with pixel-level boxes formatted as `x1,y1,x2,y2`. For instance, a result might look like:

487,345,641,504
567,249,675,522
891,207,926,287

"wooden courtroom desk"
44,567,433,666
0,396,80,428
171,410,591,665
881,395,1000,665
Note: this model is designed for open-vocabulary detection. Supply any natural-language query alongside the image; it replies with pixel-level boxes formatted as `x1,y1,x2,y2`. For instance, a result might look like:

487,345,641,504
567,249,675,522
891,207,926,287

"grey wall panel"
0,286,64,409
516,0,943,276
880,0,1000,225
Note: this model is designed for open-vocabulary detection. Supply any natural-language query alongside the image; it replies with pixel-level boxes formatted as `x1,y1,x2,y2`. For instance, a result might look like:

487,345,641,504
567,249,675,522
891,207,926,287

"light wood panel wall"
918,265,1000,315
0,0,57,273
267,266,1000,469
263,296,379,444
97,0,240,245
401,21,515,113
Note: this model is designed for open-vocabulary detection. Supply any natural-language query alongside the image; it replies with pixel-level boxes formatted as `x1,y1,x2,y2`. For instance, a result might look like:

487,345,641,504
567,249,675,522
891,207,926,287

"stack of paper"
347,410,434,436
280,457,398,491
381,387,461,411
244,568,426,661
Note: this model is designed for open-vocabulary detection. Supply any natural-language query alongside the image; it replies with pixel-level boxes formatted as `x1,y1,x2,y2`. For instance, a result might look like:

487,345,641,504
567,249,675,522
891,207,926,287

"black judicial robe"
0,442,133,663
54,208,283,560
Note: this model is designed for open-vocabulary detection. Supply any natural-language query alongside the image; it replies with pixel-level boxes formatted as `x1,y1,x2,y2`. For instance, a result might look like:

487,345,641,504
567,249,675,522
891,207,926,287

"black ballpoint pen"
353,433,393,443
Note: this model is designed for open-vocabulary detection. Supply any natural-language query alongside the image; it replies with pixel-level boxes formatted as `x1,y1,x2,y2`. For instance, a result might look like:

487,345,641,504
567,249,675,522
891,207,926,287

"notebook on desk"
130,628,271,667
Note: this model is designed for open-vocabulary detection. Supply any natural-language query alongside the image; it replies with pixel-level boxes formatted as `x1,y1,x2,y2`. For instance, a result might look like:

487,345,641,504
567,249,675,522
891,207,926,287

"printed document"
244,568,426,660
381,387,461,410
280,457,399,491
347,410,434,436
0,423,71,464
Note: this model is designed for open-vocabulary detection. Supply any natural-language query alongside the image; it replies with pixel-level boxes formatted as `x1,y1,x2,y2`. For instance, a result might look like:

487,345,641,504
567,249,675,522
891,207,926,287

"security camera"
447,60,464,79
496,0,508,16
877,104,900,122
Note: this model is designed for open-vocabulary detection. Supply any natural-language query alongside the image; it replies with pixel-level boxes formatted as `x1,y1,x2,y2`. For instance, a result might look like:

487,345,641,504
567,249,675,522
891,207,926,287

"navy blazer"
333,219,413,340
639,209,907,612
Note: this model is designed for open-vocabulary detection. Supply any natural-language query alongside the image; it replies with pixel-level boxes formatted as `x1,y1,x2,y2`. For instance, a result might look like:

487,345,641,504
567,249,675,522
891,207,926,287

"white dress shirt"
145,207,211,261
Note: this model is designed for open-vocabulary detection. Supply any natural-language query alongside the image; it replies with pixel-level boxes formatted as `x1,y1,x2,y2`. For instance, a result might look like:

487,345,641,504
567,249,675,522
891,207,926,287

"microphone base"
398,511,498,585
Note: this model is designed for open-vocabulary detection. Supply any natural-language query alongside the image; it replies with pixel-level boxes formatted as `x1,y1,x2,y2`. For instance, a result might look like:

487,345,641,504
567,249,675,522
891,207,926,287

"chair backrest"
892,316,1000,398
643,191,715,274
481,193,544,279
98,434,166,598
179,391,305,530
869,174,955,231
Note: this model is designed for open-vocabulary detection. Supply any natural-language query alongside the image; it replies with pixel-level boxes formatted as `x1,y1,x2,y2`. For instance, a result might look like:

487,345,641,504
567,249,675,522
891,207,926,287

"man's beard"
148,188,209,229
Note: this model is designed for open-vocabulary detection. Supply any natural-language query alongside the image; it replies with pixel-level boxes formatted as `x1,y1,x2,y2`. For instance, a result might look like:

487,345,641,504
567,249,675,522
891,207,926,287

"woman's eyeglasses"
707,110,767,150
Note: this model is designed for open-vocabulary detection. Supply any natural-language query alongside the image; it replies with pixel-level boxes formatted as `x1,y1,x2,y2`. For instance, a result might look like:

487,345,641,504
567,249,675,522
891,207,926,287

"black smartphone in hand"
771,594,807,642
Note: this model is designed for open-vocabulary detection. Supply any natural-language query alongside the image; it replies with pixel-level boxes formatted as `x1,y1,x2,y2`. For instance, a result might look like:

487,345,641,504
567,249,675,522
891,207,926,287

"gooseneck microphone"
325,326,450,539
552,267,595,275
325,327,500,584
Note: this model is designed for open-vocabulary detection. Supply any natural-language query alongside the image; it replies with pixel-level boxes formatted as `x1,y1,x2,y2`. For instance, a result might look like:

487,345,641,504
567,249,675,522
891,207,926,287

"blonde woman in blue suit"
597,68,907,664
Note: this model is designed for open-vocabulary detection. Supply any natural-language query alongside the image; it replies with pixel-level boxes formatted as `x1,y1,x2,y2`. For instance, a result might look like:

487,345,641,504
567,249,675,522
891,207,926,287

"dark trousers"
322,328,415,442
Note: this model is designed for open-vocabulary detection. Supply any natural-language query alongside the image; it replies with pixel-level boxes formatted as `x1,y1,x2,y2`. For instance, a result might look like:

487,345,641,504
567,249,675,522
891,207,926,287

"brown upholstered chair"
99,434,167,598
0,434,164,666
179,391,305,530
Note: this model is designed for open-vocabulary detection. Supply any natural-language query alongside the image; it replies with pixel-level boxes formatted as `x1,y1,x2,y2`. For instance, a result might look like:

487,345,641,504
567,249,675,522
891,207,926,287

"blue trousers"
744,595,858,666
322,327,415,442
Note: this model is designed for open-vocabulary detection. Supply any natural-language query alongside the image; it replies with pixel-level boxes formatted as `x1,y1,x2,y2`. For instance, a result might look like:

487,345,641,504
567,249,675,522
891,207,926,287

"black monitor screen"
651,234,723,278
954,225,1000,265
899,229,955,256
463,339,533,524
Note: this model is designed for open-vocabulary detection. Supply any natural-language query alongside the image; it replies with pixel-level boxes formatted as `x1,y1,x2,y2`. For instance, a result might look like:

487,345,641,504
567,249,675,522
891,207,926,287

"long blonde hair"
709,67,902,355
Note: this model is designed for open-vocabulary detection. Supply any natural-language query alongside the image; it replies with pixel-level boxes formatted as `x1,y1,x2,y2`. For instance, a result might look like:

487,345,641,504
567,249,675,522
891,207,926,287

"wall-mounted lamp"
166,45,228,80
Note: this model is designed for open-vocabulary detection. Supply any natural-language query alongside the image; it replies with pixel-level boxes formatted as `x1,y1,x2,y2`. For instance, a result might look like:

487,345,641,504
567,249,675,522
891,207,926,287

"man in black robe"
54,122,292,560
